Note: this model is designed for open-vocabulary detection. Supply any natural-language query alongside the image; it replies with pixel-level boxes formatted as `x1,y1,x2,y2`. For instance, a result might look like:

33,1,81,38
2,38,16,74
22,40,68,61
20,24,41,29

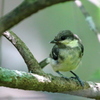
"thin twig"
75,0,100,42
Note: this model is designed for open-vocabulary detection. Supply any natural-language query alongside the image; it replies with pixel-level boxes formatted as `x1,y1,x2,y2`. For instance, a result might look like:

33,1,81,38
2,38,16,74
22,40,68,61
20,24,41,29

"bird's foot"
70,76,84,87
70,71,84,87
56,71,84,87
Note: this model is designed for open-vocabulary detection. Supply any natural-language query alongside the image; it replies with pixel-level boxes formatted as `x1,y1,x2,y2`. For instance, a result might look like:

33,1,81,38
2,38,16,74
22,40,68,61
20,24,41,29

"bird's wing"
50,45,59,60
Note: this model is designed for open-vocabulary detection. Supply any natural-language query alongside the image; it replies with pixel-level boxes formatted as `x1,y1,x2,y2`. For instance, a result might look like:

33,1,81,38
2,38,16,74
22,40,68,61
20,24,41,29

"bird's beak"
50,40,58,43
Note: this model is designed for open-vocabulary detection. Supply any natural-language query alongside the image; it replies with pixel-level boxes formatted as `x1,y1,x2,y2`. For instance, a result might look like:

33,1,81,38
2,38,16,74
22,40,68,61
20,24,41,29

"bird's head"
50,30,81,47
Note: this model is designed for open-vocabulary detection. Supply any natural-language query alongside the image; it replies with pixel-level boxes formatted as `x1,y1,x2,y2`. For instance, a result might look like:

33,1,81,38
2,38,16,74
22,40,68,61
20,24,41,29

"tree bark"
0,67,100,99
0,0,73,35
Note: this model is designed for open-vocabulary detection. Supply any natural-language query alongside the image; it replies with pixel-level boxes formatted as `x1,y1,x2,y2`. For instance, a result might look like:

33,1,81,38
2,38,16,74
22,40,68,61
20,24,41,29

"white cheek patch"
60,39,69,44
66,40,79,47
60,39,79,47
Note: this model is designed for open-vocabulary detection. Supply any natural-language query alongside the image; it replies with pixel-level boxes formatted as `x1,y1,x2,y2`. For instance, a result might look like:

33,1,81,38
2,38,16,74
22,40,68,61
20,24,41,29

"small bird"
48,30,84,86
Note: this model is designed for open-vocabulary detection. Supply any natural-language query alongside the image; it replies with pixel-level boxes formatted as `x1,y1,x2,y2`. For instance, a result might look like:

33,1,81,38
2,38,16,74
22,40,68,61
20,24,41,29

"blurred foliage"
90,70,100,81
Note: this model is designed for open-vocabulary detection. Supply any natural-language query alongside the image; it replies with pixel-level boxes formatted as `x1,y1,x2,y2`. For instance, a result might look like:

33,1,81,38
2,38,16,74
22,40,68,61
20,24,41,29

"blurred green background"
0,0,100,100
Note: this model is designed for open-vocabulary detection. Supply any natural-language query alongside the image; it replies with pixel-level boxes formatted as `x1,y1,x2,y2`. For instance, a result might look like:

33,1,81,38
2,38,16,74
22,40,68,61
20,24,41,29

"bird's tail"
39,58,50,68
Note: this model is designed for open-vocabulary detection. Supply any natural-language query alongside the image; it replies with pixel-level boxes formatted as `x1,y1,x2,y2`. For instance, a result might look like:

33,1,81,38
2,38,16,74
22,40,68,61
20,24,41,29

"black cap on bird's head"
50,30,80,44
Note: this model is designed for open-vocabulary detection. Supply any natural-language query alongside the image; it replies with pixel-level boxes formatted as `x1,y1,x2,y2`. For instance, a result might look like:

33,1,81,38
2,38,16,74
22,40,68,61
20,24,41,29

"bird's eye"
61,36,66,40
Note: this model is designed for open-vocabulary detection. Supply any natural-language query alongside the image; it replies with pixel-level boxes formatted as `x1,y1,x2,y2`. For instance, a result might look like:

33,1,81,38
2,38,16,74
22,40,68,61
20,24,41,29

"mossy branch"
0,0,73,35
3,31,44,74
0,67,100,99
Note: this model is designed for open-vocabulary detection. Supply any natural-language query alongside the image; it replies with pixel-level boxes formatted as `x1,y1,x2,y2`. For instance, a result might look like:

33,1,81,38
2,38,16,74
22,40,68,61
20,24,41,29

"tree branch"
3,31,44,74
0,0,73,35
0,66,100,99
75,0,100,42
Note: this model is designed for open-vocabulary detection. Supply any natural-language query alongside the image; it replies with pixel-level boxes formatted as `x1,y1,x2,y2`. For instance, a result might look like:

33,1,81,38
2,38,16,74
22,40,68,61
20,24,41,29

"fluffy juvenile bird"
48,30,84,86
